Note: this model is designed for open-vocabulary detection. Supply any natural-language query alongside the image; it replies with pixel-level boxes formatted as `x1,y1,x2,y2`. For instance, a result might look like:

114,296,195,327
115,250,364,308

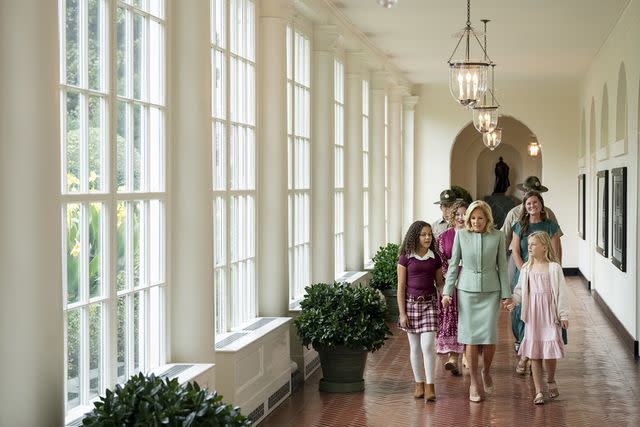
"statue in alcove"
493,157,510,194
484,156,516,229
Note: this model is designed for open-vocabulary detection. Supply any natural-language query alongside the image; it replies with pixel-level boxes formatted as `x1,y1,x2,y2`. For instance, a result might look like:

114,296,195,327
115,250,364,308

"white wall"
578,0,640,339
414,81,579,267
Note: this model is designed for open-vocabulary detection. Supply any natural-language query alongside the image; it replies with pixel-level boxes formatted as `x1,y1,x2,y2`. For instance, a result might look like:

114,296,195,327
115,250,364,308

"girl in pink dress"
507,231,569,405
436,200,467,375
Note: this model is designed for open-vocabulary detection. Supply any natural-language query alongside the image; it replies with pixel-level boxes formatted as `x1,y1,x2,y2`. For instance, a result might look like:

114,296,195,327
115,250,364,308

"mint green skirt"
457,290,500,344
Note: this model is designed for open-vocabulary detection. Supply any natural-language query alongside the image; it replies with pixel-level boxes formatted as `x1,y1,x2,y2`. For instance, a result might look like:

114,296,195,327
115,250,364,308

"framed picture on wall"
595,170,608,257
578,174,586,240
611,167,627,272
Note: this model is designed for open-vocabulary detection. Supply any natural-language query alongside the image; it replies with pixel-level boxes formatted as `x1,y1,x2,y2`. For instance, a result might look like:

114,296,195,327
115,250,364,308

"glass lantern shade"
377,0,398,8
473,106,498,133
483,128,502,150
528,141,541,157
449,62,489,108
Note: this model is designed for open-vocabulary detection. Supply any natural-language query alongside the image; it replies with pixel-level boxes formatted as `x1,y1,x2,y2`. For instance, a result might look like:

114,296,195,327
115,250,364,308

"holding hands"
503,298,515,312
441,294,452,309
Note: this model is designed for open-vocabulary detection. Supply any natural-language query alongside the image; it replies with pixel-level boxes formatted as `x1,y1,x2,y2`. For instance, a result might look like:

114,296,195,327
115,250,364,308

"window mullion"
126,102,133,192
80,305,89,405
224,0,232,333
80,0,88,89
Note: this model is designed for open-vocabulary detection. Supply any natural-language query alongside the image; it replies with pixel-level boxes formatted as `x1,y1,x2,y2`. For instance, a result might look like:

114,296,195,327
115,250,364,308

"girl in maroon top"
397,221,444,402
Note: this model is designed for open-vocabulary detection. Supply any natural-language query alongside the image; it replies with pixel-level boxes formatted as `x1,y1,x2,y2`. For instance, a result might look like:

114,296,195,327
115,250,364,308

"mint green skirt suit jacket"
443,229,511,344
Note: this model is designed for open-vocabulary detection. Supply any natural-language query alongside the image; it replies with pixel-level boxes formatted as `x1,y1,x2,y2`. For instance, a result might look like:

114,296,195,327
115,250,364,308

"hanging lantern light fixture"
377,0,398,8
472,20,499,133
447,0,491,108
528,135,541,157
483,127,502,150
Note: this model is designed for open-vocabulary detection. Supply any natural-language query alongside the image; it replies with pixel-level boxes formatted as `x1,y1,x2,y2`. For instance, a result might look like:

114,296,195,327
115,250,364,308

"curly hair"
399,221,436,257
446,200,469,227
518,191,548,235
464,200,495,232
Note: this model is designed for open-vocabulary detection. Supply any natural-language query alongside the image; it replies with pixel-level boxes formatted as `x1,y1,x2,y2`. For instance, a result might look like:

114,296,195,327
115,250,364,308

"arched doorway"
450,116,542,201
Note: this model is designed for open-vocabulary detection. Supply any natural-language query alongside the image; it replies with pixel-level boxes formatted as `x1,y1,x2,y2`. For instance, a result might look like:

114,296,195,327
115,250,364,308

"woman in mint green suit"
442,200,511,403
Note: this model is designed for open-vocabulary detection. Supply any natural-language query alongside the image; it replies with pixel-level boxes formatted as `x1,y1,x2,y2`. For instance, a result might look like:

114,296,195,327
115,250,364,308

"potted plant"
82,372,251,426
370,242,400,321
294,282,391,392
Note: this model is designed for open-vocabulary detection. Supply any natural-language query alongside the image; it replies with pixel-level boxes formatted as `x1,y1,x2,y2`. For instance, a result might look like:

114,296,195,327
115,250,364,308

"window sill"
215,317,292,353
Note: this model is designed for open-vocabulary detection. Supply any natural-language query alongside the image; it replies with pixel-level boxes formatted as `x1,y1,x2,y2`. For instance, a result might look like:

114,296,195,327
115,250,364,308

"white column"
388,88,403,244
170,0,215,362
369,71,388,256
311,25,340,283
344,52,364,271
402,96,419,233
0,1,63,424
258,0,290,315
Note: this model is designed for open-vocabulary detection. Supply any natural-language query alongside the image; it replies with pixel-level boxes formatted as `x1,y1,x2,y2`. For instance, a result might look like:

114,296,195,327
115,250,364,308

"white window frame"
334,58,345,277
384,94,389,244
212,0,257,335
60,0,166,418
286,25,311,303
362,78,370,262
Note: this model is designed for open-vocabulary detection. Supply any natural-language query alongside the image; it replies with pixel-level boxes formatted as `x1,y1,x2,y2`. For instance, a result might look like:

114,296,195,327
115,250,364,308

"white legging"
407,331,437,383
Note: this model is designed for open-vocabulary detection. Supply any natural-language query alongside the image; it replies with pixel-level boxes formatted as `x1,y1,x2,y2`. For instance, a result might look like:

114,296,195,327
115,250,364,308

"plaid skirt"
398,295,439,333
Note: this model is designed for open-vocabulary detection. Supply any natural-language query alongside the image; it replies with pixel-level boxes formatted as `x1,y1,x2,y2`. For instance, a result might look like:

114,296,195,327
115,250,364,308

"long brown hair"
399,221,437,257
518,191,549,235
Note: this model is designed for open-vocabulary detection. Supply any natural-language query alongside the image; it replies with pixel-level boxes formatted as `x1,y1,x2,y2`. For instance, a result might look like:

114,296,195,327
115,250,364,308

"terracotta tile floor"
261,278,640,426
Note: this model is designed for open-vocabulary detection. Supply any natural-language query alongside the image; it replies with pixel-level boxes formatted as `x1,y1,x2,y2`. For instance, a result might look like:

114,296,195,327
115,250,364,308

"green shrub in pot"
369,243,400,291
294,282,392,392
82,372,251,426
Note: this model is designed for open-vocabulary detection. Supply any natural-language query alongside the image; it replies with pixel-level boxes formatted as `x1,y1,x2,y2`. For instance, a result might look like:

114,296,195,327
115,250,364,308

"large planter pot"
382,288,399,322
315,345,368,393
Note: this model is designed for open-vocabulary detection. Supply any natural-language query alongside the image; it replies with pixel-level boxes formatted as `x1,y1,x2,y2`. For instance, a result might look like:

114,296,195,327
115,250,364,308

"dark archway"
450,116,542,201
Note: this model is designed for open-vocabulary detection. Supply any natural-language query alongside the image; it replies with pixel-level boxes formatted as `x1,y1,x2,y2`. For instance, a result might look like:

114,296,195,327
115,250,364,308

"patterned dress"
436,228,464,353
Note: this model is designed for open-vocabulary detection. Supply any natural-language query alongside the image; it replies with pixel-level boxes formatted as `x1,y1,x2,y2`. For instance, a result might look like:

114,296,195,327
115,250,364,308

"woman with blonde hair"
442,200,511,402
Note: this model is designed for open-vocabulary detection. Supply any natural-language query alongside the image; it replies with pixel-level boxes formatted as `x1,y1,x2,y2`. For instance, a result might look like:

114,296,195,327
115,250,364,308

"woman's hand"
561,319,569,329
399,313,409,329
442,295,452,309
502,298,514,311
